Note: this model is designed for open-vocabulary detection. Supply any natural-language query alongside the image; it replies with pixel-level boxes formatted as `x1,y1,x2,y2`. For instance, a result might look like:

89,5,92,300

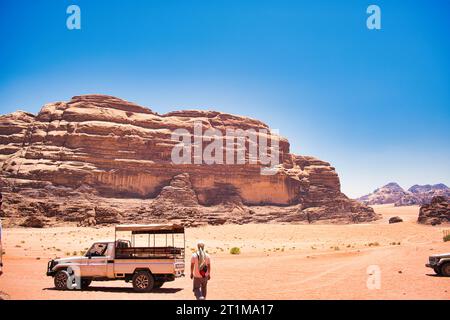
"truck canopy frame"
114,224,185,260
115,223,184,234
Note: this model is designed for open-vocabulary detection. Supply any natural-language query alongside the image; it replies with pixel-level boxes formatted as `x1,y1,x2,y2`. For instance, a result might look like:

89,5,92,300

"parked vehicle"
426,253,450,276
46,224,185,291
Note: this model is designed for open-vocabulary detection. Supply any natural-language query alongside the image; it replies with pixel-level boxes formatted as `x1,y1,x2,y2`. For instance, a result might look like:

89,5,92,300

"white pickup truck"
46,224,185,292
426,252,450,276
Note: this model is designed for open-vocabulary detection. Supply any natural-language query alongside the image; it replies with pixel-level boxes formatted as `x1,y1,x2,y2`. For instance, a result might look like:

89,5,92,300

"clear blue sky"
1,0,449,198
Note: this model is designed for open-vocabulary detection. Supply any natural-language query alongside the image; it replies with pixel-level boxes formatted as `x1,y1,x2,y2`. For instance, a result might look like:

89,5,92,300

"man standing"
190,240,211,300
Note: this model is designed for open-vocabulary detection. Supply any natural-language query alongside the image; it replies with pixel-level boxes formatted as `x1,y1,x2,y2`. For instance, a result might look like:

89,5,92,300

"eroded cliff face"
0,95,379,226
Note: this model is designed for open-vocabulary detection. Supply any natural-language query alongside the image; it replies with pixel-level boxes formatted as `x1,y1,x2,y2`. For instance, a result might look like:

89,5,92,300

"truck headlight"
429,257,439,264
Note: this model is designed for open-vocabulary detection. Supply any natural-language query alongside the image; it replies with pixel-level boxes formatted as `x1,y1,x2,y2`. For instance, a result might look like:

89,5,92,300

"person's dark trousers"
193,277,208,299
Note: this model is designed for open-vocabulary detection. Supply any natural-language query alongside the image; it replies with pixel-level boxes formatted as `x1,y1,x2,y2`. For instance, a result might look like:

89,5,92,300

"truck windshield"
87,243,108,257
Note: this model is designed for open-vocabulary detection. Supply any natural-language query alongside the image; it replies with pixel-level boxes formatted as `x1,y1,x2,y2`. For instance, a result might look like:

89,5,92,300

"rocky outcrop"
20,216,46,228
418,196,450,225
0,94,379,226
147,173,203,223
152,173,199,208
357,183,449,206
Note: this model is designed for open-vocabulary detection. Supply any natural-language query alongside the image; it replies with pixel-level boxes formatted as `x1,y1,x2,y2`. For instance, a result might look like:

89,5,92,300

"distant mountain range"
357,183,450,206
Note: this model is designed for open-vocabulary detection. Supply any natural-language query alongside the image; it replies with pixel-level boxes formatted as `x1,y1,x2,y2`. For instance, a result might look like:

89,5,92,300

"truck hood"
54,256,86,264
430,253,450,258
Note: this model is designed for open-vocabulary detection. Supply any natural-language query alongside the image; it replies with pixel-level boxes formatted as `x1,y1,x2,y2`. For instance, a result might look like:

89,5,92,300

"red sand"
0,205,449,299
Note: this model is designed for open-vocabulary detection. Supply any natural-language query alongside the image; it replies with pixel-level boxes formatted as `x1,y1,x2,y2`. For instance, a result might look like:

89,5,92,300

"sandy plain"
0,204,449,300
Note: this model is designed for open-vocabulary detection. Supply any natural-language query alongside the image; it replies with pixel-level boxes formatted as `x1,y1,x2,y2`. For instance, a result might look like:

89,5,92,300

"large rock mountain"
357,183,407,205
357,182,450,206
0,95,379,227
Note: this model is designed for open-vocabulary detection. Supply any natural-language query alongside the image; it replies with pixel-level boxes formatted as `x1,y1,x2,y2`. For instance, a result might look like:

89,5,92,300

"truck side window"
87,243,108,257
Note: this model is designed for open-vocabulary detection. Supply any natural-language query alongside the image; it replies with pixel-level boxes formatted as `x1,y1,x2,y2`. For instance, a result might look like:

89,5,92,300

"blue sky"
0,0,449,198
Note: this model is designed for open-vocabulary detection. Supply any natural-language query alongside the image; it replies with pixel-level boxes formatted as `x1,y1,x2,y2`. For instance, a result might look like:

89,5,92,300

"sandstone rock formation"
0,94,380,226
418,196,450,225
357,183,449,206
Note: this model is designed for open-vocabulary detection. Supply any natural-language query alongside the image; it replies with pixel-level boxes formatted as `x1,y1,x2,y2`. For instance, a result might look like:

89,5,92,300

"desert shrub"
230,247,241,255
444,234,450,242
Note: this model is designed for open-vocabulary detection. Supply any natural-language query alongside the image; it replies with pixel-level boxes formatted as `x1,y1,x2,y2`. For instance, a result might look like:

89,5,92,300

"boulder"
389,216,403,224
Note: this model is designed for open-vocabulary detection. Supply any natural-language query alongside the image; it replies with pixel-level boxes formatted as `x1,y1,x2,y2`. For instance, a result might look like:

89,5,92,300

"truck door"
86,242,109,277
106,243,115,278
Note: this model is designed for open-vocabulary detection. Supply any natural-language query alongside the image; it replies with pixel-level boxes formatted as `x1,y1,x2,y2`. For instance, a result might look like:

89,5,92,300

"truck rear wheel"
440,263,450,277
54,270,70,290
132,271,154,292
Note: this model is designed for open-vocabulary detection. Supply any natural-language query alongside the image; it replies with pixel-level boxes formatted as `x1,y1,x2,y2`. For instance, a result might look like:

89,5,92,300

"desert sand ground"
0,204,449,300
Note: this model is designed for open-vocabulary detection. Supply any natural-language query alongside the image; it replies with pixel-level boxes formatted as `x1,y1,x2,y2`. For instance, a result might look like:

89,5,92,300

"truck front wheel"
54,270,70,290
132,271,154,292
440,263,450,277
433,267,442,275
